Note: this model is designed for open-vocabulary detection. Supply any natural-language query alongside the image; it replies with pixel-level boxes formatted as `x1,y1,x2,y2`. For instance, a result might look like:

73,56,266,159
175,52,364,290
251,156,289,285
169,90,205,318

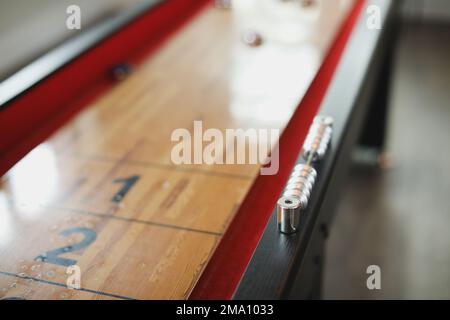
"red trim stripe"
189,0,366,300
0,0,210,177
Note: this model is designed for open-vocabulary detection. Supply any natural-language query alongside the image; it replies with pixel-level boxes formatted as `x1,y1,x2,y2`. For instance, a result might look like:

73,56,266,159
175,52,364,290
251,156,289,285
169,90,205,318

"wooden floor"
324,22,450,299
0,1,353,299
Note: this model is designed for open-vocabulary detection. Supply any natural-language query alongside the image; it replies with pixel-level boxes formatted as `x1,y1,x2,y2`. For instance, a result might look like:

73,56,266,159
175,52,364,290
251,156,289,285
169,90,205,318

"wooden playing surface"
0,0,354,300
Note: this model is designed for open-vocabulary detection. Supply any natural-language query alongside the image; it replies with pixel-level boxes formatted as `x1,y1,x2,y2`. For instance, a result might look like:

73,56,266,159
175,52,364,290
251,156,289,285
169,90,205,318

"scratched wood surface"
0,0,354,300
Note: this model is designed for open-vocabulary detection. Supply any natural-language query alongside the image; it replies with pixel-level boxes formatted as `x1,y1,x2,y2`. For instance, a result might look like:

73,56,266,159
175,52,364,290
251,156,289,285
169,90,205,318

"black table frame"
234,0,400,299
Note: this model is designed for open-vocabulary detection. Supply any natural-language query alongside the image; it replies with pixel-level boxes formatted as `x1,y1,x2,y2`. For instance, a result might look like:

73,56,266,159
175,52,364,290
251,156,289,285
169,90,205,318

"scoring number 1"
111,175,140,203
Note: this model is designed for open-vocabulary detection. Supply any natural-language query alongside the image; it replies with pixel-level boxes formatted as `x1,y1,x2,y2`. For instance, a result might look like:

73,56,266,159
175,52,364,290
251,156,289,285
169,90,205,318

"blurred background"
324,0,450,299
0,0,139,81
0,0,449,299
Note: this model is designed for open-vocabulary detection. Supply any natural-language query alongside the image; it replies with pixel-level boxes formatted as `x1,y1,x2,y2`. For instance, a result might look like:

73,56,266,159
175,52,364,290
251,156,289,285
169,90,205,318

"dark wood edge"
0,0,163,110
233,0,400,299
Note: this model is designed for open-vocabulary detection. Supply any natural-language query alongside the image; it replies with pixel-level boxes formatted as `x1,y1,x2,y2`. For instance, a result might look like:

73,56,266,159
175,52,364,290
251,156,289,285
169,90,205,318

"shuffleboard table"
0,0,399,300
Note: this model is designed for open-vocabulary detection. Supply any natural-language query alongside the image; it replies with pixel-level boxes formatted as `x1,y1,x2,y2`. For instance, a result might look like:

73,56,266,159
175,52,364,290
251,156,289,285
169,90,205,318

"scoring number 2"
35,228,97,267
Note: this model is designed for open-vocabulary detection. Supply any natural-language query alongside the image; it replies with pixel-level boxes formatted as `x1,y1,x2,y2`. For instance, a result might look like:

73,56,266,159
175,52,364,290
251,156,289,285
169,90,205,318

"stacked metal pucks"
277,164,317,234
302,117,333,161
282,164,317,209
277,115,334,234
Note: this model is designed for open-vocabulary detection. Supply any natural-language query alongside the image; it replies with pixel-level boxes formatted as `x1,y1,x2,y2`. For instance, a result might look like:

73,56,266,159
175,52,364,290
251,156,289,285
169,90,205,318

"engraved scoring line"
44,205,223,237
0,270,135,300
60,153,255,180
